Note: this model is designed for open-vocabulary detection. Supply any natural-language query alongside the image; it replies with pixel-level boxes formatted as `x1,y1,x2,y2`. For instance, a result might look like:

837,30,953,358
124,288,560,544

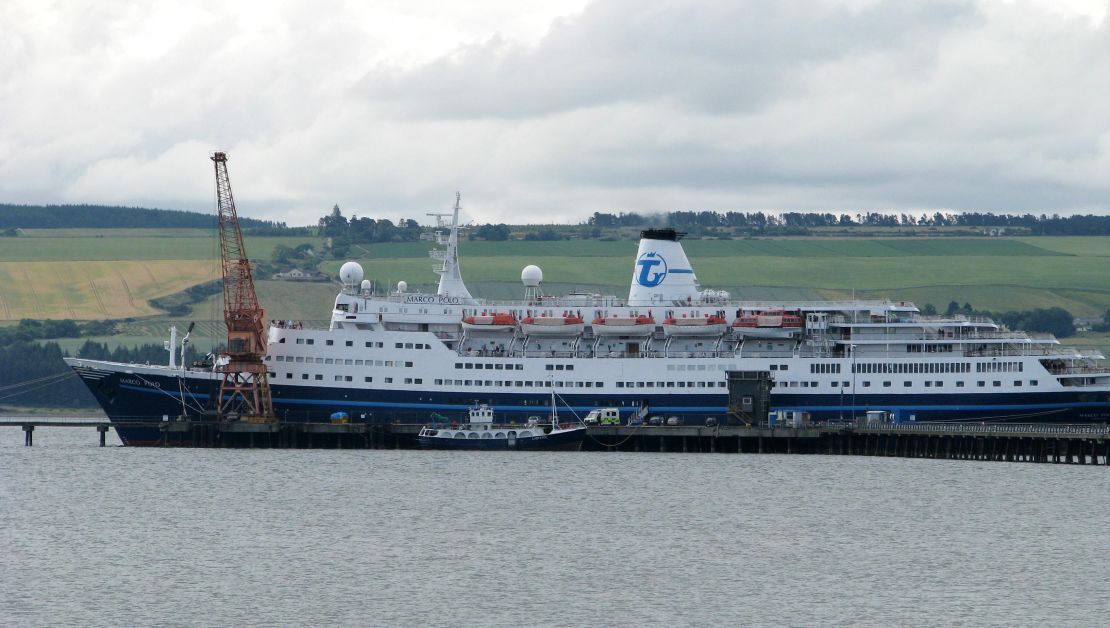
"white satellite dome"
360,279,372,291
397,280,408,293
339,261,364,286
521,265,543,287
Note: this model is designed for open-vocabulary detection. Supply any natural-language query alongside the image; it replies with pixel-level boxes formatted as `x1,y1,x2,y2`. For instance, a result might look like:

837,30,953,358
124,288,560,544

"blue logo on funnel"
635,252,668,287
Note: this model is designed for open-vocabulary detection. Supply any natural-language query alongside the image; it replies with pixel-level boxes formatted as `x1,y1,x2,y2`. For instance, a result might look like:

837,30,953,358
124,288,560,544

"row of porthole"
443,431,532,439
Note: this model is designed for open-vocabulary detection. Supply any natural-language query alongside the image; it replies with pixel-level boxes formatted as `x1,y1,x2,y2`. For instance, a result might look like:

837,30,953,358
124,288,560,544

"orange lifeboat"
461,312,517,333
520,313,585,335
732,310,804,338
662,314,728,336
591,315,656,336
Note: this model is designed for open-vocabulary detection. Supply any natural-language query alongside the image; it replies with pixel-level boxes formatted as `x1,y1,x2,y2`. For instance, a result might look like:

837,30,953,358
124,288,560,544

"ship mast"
211,151,273,421
428,192,475,301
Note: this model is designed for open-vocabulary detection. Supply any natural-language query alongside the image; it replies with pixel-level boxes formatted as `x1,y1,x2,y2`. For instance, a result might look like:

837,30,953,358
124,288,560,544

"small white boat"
417,396,586,451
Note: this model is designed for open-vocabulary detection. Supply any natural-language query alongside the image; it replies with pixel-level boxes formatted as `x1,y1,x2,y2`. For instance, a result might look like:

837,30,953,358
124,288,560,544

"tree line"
0,204,280,230
585,211,1110,235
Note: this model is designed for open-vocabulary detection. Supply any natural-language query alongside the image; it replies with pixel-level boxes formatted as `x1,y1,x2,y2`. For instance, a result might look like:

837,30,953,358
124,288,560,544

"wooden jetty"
2,419,1108,465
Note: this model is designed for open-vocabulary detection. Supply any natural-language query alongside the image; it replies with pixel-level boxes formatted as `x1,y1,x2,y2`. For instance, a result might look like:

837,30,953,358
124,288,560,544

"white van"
583,408,621,425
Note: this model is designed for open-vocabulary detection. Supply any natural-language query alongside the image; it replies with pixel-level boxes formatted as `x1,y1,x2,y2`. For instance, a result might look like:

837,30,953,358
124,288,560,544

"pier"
2,419,1108,464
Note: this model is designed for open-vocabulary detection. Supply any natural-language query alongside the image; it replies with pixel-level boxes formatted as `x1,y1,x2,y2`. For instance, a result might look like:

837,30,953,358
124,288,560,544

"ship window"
296,338,304,344
365,377,373,382
810,382,817,387
546,365,554,370
616,382,624,388
405,362,414,367
395,343,403,348
677,382,685,387
335,375,343,381
307,339,314,345
326,340,334,346
993,381,1001,387
924,381,931,387
404,378,412,384
279,338,286,343
883,381,892,388
567,365,574,371
769,365,778,371
862,381,871,387
596,382,603,387
385,377,393,383
405,343,413,349
301,374,308,379
495,364,503,370
956,381,964,387
346,341,353,347
1014,380,1022,387
315,374,323,380
484,364,493,370
779,365,788,371
1030,380,1038,386
325,358,334,364
647,382,654,388
978,381,985,387
295,356,304,363
286,373,292,379
935,381,942,387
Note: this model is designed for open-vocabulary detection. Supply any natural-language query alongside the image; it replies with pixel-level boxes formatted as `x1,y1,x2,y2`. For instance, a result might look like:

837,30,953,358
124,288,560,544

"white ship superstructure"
67,196,1110,444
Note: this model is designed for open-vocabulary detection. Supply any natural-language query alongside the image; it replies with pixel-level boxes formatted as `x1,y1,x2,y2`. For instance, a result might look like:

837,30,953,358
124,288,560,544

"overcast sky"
2,0,1109,226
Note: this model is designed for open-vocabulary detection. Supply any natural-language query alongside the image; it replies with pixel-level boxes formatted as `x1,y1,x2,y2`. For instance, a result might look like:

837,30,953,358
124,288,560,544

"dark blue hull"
70,366,1110,445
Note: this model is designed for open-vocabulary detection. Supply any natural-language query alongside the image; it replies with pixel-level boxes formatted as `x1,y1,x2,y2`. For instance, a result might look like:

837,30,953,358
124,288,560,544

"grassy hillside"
0,232,322,320
327,237,1110,316
0,231,1107,326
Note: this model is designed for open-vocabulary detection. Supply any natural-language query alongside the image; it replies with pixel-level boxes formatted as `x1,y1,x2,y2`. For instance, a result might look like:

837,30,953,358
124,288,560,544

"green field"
0,233,323,320
327,237,1110,317
1,231,1108,336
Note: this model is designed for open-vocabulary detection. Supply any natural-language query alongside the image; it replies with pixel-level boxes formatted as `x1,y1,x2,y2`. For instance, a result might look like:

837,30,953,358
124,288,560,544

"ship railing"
1045,366,1110,375
843,332,1050,343
854,423,1110,436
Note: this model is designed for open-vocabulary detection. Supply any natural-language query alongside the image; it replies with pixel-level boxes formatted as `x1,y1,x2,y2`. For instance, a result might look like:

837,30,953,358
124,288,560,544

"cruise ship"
66,200,1110,444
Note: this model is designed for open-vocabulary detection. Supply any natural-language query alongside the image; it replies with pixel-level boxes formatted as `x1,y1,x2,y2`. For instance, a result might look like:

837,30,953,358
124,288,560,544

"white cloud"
1,0,1108,225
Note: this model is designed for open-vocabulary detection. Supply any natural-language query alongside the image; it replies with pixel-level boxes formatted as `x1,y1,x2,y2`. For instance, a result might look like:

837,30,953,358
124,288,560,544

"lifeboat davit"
591,315,656,336
662,315,728,336
520,314,585,335
732,310,804,339
461,313,517,333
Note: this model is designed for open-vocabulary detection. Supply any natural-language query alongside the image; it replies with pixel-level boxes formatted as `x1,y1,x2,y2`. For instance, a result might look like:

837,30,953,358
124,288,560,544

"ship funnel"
627,228,701,305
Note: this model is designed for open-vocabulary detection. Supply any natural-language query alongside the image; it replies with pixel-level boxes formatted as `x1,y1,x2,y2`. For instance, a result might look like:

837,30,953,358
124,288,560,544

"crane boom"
211,151,273,420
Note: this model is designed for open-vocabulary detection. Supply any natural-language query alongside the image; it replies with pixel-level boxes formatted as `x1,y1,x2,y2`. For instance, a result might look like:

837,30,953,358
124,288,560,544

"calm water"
2,427,1108,627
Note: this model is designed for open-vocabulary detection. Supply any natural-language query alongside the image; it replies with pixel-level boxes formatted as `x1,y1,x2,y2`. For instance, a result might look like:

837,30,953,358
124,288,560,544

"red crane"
211,151,273,421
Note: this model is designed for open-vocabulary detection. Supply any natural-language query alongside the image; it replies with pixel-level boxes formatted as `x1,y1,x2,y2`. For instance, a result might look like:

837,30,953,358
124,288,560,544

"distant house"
272,268,328,282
